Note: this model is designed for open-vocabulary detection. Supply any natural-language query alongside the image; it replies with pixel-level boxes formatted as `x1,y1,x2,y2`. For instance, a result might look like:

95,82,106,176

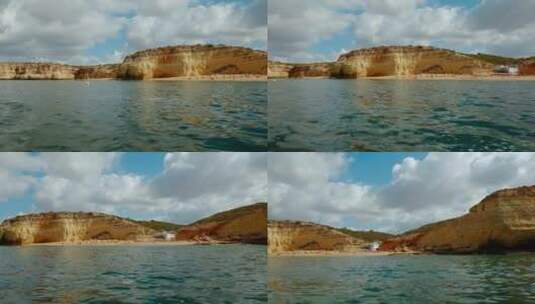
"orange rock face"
118,45,267,80
337,46,493,77
0,44,267,80
175,203,267,245
268,45,495,78
379,186,535,253
74,64,121,79
519,60,535,75
0,212,155,245
0,63,78,80
268,221,367,255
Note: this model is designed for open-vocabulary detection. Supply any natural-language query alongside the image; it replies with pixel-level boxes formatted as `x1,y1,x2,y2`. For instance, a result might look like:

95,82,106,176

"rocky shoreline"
0,202,267,246
0,44,267,81
269,45,535,79
268,185,535,256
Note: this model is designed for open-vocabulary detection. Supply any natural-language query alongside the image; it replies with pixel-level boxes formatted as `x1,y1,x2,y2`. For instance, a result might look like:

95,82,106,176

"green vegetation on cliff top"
464,53,535,65
335,228,394,242
135,220,184,232
192,202,267,225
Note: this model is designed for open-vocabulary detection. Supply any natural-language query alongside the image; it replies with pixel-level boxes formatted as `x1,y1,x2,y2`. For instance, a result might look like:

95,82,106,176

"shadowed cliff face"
269,45,495,78
175,203,267,245
0,212,155,245
74,64,121,79
520,60,535,75
379,185,535,254
268,221,368,255
0,44,267,80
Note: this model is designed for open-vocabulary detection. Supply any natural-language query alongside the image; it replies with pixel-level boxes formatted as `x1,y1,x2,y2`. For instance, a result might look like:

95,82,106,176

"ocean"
0,244,266,304
0,80,267,152
268,254,535,303
269,79,535,151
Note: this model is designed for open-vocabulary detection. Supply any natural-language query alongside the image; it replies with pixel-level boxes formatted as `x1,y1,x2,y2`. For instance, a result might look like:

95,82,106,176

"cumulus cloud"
269,153,535,233
0,0,267,63
268,0,361,62
269,0,535,61
0,153,41,202
269,153,378,228
126,0,267,51
0,152,267,224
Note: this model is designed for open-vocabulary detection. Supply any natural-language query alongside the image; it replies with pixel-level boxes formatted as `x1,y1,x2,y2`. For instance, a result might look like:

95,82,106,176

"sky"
0,0,267,64
3,152,535,234
269,152,535,234
0,152,267,224
268,0,535,62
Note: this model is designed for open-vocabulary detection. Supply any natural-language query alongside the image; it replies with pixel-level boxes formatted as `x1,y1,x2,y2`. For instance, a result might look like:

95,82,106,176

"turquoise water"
0,245,266,304
268,254,535,303
269,80,535,151
0,80,267,151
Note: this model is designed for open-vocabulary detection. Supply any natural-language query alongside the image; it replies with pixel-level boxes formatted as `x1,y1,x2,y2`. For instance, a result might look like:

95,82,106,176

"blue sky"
3,152,535,233
0,153,163,221
342,153,427,186
269,152,535,233
0,152,422,221
269,0,535,62
0,0,267,64
0,152,267,224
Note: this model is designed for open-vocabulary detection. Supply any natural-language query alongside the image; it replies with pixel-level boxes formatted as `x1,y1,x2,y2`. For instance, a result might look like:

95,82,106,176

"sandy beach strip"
269,74,535,81
24,240,229,247
268,250,407,257
150,74,267,82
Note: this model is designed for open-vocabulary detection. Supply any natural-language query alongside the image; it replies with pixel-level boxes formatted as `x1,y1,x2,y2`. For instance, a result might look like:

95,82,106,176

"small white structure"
369,241,380,252
163,232,176,241
155,231,176,241
494,65,519,75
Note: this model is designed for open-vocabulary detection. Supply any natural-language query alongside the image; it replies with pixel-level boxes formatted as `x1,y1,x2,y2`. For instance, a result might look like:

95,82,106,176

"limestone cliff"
0,212,155,245
0,63,77,80
379,185,535,254
519,60,535,75
175,203,267,245
267,61,294,78
337,46,493,77
118,45,267,80
269,45,495,78
74,64,121,79
268,221,367,255
0,44,266,80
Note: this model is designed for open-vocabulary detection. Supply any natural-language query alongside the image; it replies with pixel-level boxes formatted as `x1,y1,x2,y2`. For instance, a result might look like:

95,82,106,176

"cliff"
74,64,121,79
268,221,368,255
0,212,155,245
269,45,495,78
118,45,267,80
0,44,267,80
267,61,294,78
379,185,535,254
519,60,535,75
175,202,267,245
337,46,493,77
0,63,77,80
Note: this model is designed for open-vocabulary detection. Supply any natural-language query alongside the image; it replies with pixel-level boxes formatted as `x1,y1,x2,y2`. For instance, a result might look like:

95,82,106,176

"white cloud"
126,0,266,51
269,153,535,233
0,0,126,62
269,153,378,227
0,152,267,224
0,153,41,202
0,0,267,63
268,0,360,62
269,0,535,61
